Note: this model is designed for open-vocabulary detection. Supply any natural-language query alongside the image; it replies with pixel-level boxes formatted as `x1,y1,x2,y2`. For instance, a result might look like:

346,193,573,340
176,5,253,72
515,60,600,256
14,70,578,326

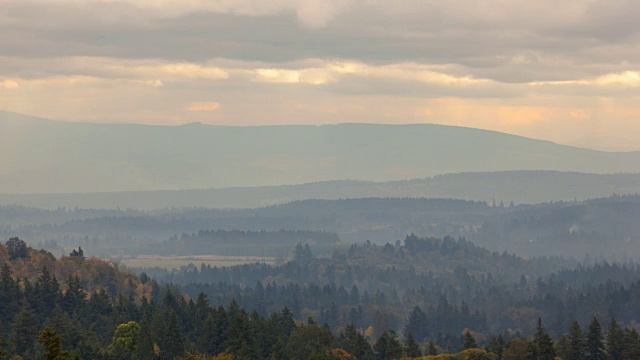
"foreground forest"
3,237,640,359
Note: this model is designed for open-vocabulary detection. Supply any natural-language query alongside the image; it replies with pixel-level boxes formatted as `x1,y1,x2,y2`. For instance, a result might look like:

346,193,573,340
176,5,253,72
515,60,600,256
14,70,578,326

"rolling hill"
2,110,640,195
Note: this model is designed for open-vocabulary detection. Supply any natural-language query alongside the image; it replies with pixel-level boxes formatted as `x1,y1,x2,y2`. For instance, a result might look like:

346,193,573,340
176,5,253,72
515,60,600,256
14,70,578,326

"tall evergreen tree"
35,266,62,316
463,330,478,349
135,317,156,360
586,317,605,360
62,275,84,315
196,313,217,355
426,340,439,356
373,330,403,360
403,333,422,358
0,264,19,331
621,329,640,360
288,321,334,360
527,318,555,360
557,334,571,360
404,306,428,342
486,335,505,360
278,307,296,339
568,320,586,360
9,305,39,358
37,327,71,360
225,308,254,356
339,324,375,360
607,318,624,360
161,312,184,360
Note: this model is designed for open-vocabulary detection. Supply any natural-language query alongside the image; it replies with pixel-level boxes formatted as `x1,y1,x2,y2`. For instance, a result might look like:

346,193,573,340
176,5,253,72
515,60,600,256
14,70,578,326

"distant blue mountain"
2,110,640,195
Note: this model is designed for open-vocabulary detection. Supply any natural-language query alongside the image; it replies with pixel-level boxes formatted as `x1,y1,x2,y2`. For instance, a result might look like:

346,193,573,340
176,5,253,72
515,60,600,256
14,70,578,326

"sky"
1,0,640,151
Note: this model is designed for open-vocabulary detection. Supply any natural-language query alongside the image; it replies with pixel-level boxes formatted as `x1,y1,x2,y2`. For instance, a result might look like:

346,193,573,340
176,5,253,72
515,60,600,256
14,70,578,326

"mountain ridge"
3,110,640,195
2,171,640,209
1,109,630,153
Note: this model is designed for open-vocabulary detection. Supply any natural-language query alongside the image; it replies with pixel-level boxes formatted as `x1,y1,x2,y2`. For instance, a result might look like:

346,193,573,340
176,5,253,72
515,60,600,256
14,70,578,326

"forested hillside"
4,195,640,260
4,236,640,359
140,235,640,341
475,194,640,258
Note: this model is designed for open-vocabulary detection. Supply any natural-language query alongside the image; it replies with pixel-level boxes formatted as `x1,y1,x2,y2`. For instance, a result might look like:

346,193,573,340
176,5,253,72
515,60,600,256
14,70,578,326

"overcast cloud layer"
2,0,640,150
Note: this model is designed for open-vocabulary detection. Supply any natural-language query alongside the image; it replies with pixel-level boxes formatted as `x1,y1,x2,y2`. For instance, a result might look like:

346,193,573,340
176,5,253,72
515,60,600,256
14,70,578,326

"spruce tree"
37,327,70,360
621,329,640,360
9,305,39,358
486,335,505,360
161,311,184,360
196,313,216,355
373,330,403,360
403,333,422,358
557,334,571,360
135,317,156,360
404,306,428,342
530,318,556,360
0,264,19,329
607,318,623,360
426,339,439,356
463,330,478,349
35,266,62,317
62,275,84,315
568,320,586,360
339,324,375,360
586,317,605,360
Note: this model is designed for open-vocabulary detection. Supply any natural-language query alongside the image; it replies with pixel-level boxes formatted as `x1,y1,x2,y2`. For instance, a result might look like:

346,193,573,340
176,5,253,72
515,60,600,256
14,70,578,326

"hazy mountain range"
3,110,640,196
1,171,640,209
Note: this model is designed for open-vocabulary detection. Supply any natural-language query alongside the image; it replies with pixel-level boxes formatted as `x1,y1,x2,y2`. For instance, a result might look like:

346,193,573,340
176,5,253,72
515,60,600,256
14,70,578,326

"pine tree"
403,333,422,358
161,311,184,360
607,318,623,360
568,320,586,360
586,317,605,360
426,340,439,356
463,330,478,349
225,308,253,356
0,263,19,331
339,324,375,360
37,327,70,360
46,305,81,353
621,329,640,360
557,334,571,360
62,275,84,315
527,318,556,360
404,306,428,342
373,330,403,360
196,313,217,355
135,317,156,360
279,307,296,339
36,266,62,314
485,335,505,360
9,305,39,358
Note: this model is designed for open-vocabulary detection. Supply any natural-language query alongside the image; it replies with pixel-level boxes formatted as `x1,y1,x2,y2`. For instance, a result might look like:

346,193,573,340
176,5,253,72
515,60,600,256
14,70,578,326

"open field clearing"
115,255,276,270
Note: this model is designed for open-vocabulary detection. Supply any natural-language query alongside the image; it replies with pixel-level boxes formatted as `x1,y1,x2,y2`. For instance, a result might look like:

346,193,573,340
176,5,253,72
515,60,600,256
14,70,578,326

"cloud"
4,0,351,29
2,0,640,150
1,80,19,89
187,102,221,112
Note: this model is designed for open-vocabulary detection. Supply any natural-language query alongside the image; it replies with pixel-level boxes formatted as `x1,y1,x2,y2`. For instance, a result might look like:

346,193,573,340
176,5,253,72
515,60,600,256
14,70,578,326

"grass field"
116,255,276,270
